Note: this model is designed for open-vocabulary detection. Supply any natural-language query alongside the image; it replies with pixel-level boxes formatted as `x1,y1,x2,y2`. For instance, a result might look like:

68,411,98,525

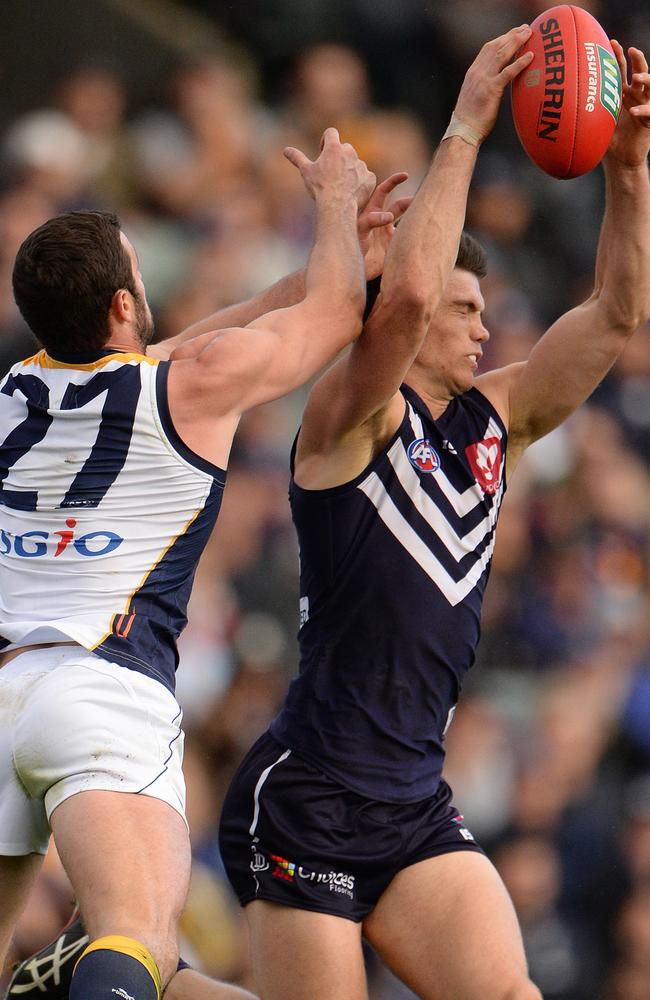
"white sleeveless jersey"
0,350,226,691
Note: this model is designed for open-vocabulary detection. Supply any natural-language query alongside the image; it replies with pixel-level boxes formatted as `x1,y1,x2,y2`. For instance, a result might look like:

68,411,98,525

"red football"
511,5,622,179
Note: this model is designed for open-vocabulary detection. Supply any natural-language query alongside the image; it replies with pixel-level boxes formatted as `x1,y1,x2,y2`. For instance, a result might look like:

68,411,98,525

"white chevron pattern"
406,403,503,516
386,439,501,561
357,470,502,606
357,402,504,606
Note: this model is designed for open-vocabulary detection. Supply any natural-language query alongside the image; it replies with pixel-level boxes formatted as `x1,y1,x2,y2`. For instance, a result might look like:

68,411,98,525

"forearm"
380,135,478,309
304,195,366,319
595,156,650,330
156,269,307,356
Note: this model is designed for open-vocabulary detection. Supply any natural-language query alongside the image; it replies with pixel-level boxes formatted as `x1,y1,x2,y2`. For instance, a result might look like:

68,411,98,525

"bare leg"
0,854,44,972
6,908,258,1000
165,968,257,1000
245,900,368,1000
50,791,191,987
363,852,542,1000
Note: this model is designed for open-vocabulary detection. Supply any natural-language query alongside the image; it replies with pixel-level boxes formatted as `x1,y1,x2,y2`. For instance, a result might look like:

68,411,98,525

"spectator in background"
2,4,650,998
494,834,596,999
56,63,137,208
279,44,374,152
130,53,270,218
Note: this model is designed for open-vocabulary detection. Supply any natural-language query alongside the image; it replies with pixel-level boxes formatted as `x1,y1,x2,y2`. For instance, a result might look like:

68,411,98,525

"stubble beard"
134,293,155,349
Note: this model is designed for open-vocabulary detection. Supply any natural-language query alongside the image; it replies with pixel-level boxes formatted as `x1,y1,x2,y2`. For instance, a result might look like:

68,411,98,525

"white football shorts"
0,644,186,855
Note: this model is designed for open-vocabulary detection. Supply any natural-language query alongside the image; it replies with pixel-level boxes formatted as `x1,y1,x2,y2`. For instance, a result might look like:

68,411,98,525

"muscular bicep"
300,292,428,447
507,299,630,448
170,298,359,418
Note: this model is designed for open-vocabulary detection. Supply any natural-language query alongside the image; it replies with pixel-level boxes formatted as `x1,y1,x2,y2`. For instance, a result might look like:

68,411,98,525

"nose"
474,317,489,343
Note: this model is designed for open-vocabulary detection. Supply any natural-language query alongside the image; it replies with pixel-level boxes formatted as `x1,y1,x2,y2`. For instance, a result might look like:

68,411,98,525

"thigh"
246,900,367,1000
0,657,51,856
14,652,186,822
220,734,400,923
166,968,257,1000
0,853,44,972
51,790,191,983
363,852,540,1000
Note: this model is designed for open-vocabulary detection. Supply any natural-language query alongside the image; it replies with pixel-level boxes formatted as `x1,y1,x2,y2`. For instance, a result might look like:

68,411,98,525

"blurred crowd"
1,1,650,998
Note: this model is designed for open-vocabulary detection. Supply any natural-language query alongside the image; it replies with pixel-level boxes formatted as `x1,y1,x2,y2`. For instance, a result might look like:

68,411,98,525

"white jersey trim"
249,748,292,837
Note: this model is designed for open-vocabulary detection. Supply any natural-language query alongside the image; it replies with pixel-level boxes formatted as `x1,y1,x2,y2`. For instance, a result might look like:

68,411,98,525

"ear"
110,288,133,324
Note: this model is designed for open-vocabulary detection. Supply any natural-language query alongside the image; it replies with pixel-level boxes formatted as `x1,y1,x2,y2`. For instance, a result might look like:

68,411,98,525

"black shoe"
6,910,89,999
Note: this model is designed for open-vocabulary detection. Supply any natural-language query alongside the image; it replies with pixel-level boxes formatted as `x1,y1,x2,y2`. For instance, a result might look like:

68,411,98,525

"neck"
405,367,455,420
46,345,120,363
105,334,146,355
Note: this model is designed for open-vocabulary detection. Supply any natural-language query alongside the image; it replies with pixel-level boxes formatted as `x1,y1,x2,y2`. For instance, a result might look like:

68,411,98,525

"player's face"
418,268,489,396
120,233,155,348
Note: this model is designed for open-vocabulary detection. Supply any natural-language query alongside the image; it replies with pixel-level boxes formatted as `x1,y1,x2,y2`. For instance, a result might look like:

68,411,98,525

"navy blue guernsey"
270,384,507,803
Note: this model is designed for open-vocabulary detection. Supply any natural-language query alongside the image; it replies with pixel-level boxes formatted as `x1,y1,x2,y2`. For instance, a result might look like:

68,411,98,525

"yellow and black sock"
70,936,162,1000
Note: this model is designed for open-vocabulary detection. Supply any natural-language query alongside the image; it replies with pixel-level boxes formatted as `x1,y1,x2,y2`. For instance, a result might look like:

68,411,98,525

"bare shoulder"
155,326,269,470
474,362,527,430
164,349,243,469
168,325,274,413
146,342,172,360
295,385,406,490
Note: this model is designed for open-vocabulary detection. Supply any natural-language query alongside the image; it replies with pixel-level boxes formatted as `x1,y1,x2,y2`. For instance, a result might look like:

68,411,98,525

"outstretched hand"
284,127,376,209
607,42,650,167
453,24,533,144
358,172,413,280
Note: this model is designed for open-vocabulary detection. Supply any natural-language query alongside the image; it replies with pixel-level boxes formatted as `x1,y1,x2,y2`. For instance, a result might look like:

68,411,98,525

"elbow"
325,300,364,352
599,298,649,338
595,283,650,336
342,307,365,346
377,279,433,332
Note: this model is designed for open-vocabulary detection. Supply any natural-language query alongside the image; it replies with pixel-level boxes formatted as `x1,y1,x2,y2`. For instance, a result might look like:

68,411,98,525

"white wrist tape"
442,112,482,148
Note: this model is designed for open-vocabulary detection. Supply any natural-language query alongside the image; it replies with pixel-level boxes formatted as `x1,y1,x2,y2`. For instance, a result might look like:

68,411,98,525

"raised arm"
491,43,650,471
294,25,534,486
164,129,375,466
147,270,308,358
148,174,406,359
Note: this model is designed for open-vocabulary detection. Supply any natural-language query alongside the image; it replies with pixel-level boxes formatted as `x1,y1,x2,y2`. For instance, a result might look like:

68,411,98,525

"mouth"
467,353,481,369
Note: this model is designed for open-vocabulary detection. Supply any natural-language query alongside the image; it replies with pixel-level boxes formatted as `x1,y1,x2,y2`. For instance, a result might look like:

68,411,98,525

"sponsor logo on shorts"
452,814,475,841
0,518,123,558
270,854,296,881
407,438,440,474
298,866,356,900
250,849,270,874
252,840,355,899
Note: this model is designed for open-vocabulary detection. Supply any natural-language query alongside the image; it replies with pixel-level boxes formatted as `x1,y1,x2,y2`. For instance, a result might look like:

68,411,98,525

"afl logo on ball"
407,438,440,474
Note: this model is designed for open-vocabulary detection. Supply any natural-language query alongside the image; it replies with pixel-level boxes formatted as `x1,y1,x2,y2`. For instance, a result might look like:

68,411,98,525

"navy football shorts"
219,731,484,923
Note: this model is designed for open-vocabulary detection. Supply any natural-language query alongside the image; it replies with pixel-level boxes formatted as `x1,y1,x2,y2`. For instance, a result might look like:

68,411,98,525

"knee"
86,914,179,986
501,980,542,1000
144,930,179,989
83,928,178,991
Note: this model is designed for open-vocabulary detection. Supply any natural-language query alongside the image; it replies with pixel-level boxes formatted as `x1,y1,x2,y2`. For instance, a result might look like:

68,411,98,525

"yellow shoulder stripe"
24,350,158,370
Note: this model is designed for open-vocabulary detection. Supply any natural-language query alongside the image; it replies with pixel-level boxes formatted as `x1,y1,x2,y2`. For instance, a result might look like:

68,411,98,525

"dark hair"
12,210,136,355
363,230,488,321
456,231,488,279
